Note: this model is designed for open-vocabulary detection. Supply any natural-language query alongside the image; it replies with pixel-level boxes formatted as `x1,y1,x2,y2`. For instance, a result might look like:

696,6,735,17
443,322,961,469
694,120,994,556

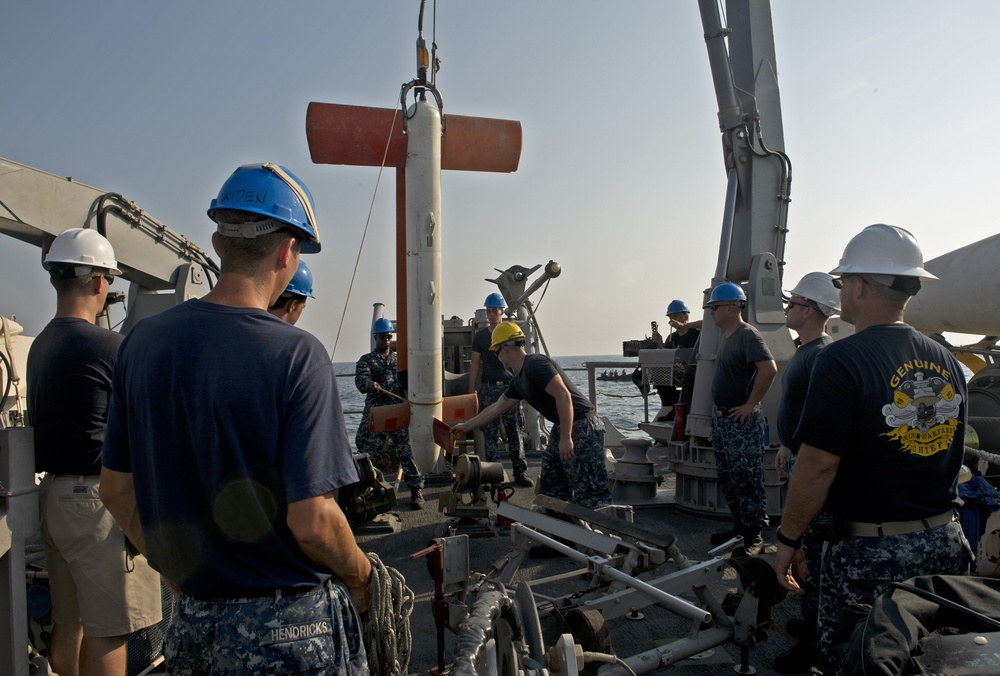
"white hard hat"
830,224,937,281
44,228,122,277
788,272,840,317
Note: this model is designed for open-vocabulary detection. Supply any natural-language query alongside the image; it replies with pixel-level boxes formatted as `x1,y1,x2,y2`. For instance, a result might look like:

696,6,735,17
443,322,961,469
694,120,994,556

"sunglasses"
832,274,867,290
709,304,737,312
785,300,812,310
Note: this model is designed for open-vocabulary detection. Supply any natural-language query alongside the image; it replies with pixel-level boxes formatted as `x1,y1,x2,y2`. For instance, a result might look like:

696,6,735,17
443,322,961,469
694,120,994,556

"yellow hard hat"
490,322,525,351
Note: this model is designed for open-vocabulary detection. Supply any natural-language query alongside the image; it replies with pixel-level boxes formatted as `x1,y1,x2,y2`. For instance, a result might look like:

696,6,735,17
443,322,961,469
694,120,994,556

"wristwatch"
776,529,802,549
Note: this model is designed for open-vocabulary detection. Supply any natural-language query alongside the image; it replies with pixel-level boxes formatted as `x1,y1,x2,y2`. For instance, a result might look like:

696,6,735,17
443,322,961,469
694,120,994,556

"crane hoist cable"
334,0,447,362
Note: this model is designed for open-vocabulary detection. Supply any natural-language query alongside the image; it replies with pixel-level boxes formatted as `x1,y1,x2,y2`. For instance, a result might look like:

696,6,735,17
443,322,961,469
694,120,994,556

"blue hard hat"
284,260,315,299
666,299,690,315
706,282,746,306
207,164,322,253
372,317,395,334
484,292,506,308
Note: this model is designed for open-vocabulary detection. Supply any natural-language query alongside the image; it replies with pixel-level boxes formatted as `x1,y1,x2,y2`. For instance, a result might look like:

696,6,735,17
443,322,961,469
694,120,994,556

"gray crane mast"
687,0,796,443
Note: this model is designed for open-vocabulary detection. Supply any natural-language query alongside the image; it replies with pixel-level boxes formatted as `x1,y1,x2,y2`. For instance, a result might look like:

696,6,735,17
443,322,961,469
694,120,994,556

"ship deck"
357,448,803,675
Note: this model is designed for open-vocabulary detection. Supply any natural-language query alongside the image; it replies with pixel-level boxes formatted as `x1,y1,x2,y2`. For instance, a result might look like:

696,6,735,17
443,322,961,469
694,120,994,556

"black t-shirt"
794,324,966,522
776,335,832,452
665,328,700,350
27,317,123,474
471,327,513,383
505,353,592,424
711,323,773,410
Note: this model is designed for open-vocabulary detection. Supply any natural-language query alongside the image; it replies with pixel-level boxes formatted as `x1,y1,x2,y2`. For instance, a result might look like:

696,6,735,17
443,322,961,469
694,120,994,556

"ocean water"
334,353,649,449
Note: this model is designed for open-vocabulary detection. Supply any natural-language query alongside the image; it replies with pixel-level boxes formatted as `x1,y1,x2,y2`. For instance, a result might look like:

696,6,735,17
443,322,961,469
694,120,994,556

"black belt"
486,380,510,386
51,474,101,479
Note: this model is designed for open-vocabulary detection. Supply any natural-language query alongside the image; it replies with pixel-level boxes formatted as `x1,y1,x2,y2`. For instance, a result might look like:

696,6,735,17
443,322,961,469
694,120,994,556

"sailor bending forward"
452,322,612,509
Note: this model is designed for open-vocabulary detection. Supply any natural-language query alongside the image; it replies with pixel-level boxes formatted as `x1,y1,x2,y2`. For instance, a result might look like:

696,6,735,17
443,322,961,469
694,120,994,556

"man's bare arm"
287,493,373,613
100,467,146,555
545,375,576,461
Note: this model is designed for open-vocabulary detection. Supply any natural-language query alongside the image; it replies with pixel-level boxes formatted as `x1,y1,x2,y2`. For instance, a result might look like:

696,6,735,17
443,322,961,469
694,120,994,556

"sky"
2,1,998,360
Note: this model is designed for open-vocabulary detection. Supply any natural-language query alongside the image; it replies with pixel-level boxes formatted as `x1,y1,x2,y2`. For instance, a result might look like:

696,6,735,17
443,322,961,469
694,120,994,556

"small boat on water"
597,369,633,382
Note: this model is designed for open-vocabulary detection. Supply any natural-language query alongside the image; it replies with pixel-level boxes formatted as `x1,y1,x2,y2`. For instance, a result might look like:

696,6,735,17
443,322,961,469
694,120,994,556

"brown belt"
846,510,954,537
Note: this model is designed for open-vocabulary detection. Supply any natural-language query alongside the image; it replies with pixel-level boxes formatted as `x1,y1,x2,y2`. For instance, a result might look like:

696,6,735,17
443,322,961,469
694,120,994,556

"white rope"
362,552,414,676
966,446,1000,468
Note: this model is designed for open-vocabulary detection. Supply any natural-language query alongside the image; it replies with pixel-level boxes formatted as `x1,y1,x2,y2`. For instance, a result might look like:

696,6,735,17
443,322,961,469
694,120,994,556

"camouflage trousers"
787,452,822,631
711,410,766,530
816,521,970,673
477,382,527,476
540,416,612,510
165,579,369,675
356,419,424,489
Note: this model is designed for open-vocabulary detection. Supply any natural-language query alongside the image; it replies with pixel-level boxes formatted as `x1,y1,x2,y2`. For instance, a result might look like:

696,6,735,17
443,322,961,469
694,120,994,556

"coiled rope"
362,552,414,676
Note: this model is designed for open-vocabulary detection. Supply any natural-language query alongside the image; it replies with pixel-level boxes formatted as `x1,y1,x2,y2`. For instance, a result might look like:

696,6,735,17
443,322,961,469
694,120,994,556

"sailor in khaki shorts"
27,229,161,676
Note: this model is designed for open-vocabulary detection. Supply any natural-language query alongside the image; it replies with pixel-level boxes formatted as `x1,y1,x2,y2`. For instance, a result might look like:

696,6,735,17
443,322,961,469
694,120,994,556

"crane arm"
0,156,218,292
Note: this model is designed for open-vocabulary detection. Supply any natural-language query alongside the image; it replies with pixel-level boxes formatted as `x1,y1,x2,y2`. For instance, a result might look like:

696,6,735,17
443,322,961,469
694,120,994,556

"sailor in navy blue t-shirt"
774,225,971,673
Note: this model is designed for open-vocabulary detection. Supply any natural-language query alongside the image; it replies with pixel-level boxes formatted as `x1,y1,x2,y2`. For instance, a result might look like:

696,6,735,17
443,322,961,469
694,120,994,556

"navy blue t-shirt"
794,324,966,522
505,353,591,424
712,323,773,410
27,318,123,474
103,299,358,599
471,327,513,383
776,335,832,453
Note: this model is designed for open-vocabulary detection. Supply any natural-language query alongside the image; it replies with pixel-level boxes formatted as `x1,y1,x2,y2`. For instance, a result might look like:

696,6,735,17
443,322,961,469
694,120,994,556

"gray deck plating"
355,453,803,675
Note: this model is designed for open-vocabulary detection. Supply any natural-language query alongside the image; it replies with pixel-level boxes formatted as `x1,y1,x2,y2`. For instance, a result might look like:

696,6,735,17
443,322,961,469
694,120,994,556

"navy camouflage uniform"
792,324,974,673
355,350,424,489
506,353,612,510
711,412,767,530
478,380,528,476
165,579,368,675
540,416,611,510
818,522,969,671
778,336,832,634
711,323,773,533
785,454,822,631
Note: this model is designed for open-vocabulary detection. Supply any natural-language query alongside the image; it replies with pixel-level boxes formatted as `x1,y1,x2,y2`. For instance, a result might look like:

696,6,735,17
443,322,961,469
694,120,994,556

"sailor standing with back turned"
774,224,971,673
28,228,162,676
101,164,371,674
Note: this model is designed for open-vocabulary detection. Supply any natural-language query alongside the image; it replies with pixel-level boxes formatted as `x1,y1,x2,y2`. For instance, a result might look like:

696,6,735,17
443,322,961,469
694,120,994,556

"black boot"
774,639,817,673
709,524,740,545
410,488,425,509
512,473,534,488
785,617,809,639
734,528,763,558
